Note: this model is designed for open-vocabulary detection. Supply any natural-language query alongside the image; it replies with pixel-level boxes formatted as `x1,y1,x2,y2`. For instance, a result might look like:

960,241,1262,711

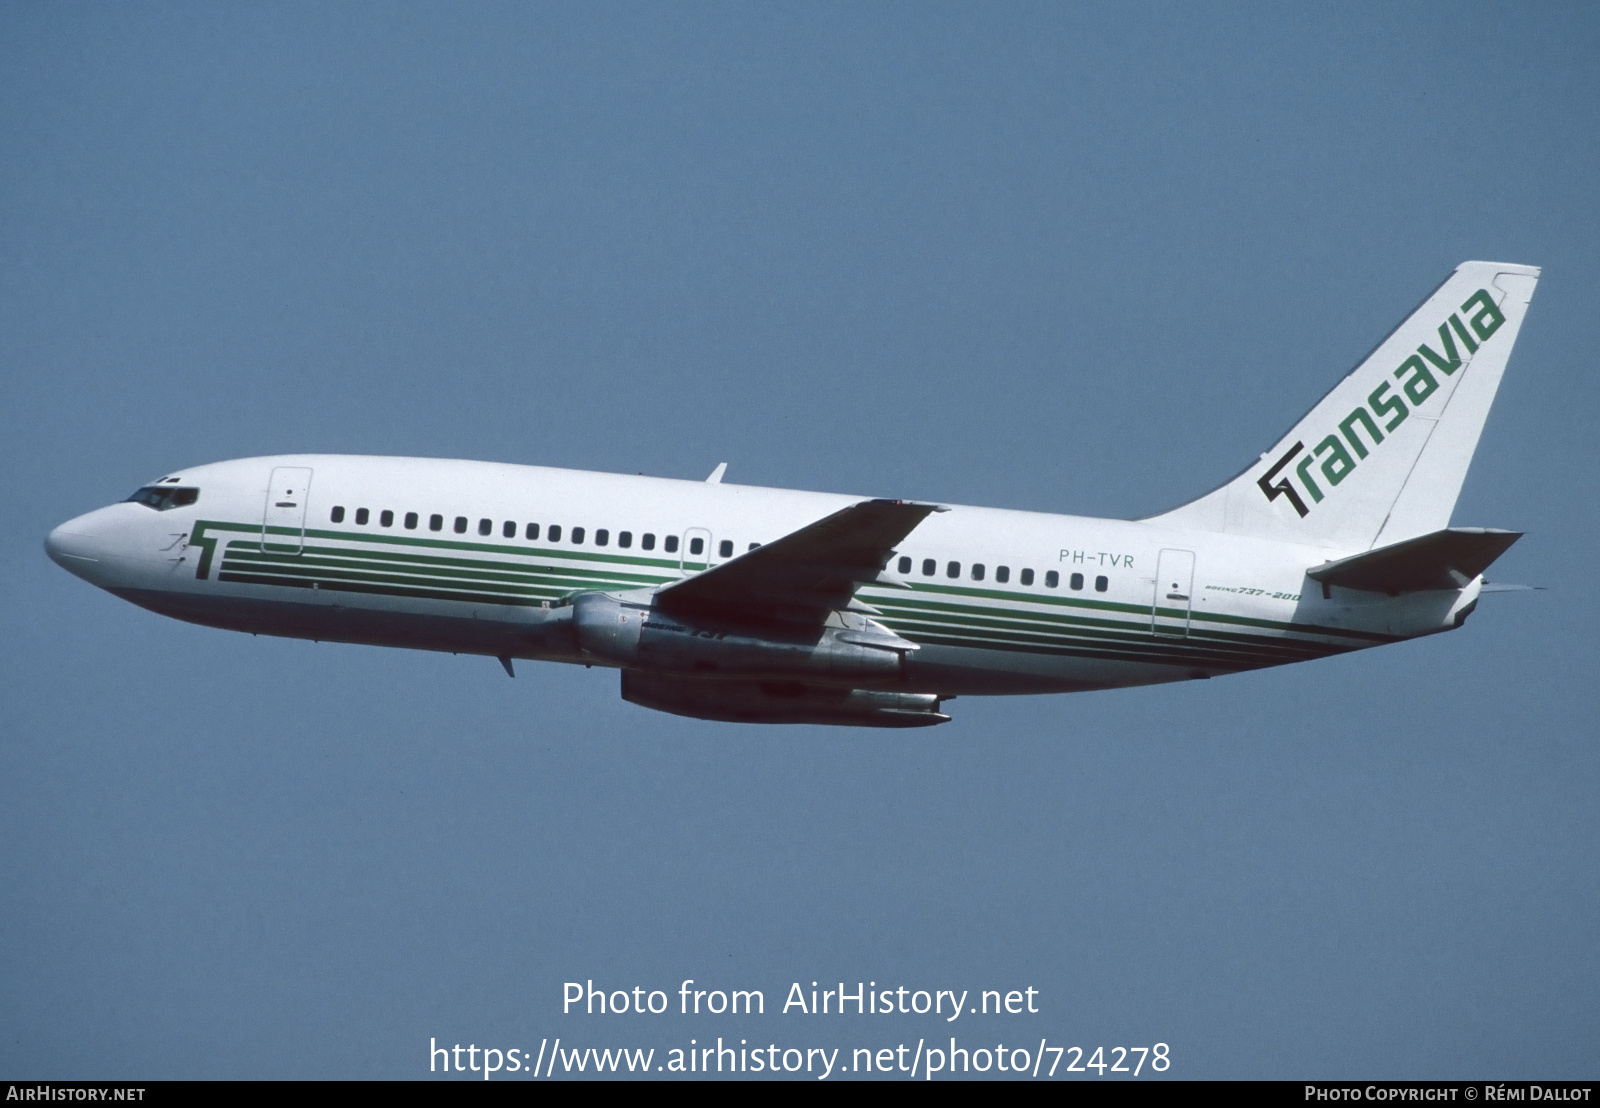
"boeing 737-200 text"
47,262,1538,726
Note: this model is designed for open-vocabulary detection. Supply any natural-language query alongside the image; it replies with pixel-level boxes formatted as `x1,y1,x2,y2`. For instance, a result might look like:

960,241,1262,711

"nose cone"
46,522,102,570
45,507,122,583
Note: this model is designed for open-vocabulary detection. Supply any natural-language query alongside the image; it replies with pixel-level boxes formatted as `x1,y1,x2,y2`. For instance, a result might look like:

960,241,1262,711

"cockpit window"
126,486,200,511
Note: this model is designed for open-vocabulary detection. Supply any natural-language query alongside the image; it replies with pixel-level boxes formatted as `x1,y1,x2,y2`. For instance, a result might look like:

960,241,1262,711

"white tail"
1145,261,1539,550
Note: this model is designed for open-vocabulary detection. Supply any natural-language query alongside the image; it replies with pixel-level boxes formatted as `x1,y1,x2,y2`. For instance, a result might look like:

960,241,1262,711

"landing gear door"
263,466,313,554
1152,548,1195,637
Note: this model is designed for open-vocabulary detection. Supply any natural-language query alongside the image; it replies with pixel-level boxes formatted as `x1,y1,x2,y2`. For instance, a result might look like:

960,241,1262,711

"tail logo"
1257,289,1505,518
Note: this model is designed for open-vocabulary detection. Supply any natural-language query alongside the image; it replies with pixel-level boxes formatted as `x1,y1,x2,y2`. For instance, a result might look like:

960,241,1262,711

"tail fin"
1145,261,1539,550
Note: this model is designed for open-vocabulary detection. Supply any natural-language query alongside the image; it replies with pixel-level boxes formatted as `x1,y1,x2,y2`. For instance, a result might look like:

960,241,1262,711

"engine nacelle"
621,670,948,727
571,591,913,684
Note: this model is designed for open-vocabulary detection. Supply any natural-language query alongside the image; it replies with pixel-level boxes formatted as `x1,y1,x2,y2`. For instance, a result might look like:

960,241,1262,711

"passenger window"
404,512,418,530
689,537,704,555
331,506,345,523
898,556,912,574
596,529,609,546
454,517,467,534
971,564,985,581
548,525,562,542
946,561,960,578
380,510,394,527
642,533,656,550
1045,570,1059,588
430,514,443,532
526,523,540,540
478,518,492,536
748,542,760,551
664,535,678,553
618,531,632,548
1095,575,1109,592
1070,572,1084,590
996,566,1009,583
572,527,585,543
355,508,370,525
503,521,516,538
719,540,733,558
1021,568,1034,586
922,558,936,576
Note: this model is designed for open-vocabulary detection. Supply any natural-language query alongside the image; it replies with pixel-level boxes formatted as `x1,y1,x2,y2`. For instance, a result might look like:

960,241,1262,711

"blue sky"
3,2,1596,1079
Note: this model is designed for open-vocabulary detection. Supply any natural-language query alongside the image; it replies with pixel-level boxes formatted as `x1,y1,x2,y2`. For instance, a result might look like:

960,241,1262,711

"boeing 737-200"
47,262,1538,726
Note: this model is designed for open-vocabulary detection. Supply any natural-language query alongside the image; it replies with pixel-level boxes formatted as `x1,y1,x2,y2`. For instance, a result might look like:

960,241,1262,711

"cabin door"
262,466,313,554
1152,548,1195,637
680,528,714,576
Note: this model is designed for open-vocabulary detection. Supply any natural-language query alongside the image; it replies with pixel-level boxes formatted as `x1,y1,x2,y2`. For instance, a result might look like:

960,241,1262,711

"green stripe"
221,560,551,599
870,601,1334,659
216,571,549,608
220,553,649,599
223,546,670,590
870,591,1375,651
905,632,1353,669
864,581,1395,643
877,612,1333,668
193,518,1394,668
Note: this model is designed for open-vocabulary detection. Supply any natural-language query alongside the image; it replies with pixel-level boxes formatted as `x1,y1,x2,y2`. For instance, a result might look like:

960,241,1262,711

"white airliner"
47,262,1537,727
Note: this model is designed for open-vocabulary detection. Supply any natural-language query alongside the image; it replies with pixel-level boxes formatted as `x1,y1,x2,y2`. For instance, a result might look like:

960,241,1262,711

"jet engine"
571,590,915,684
620,670,949,727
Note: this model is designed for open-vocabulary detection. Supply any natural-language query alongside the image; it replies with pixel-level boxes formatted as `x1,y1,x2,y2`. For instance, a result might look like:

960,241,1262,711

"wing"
653,499,943,626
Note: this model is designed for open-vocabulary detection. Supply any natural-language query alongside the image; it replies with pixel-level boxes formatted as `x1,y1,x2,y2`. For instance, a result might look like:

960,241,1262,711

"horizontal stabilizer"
1307,527,1521,594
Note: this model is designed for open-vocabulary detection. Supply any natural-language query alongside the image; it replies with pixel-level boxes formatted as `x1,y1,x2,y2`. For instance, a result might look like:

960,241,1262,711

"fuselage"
46,454,1478,701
